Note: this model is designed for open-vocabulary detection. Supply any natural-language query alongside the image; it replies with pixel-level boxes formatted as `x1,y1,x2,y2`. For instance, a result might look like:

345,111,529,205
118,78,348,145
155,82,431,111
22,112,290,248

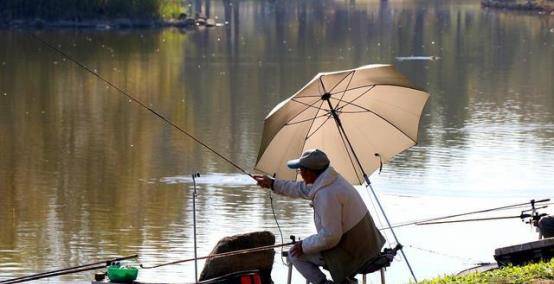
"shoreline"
481,0,554,13
0,18,219,29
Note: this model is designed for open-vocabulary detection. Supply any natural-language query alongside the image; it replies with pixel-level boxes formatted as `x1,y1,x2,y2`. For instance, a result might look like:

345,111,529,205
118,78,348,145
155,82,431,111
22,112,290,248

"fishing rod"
29,33,253,179
140,242,295,269
30,33,291,272
379,198,551,230
418,207,550,226
0,255,138,284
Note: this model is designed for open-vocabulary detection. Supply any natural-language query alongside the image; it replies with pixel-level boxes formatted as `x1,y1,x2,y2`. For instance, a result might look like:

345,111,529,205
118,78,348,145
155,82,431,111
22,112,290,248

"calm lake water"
1,0,553,283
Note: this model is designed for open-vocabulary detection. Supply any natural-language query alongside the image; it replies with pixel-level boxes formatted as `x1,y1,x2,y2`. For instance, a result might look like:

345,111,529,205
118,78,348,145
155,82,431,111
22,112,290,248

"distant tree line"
0,0,185,21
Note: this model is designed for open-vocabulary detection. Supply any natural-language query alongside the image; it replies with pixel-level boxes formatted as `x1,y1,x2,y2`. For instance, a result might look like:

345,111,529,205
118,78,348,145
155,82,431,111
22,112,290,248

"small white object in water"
396,56,440,61
550,28,554,33
3,92,7,96
160,173,255,187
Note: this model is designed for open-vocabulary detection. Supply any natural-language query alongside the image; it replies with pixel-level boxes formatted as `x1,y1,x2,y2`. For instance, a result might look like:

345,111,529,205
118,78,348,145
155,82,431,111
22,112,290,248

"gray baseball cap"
287,149,330,170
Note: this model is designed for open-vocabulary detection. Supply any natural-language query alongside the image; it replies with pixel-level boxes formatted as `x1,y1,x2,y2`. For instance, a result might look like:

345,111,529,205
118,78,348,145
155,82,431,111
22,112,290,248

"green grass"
420,259,554,284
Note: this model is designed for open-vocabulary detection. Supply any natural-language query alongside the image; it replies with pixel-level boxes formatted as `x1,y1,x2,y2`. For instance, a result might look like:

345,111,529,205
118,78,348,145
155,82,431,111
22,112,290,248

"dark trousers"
539,216,554,238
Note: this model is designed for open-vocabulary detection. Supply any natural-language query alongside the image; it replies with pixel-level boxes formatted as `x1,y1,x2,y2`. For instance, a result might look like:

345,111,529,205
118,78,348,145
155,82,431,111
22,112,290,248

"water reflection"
0,0,553,282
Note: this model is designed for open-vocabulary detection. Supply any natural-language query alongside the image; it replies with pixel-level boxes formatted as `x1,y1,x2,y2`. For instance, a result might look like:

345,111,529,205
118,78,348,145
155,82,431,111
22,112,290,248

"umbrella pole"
323,96,418,283
192,172,200,283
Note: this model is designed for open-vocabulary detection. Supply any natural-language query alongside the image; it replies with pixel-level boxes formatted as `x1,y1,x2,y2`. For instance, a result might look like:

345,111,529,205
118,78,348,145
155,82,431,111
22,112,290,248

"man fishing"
253,149,385,284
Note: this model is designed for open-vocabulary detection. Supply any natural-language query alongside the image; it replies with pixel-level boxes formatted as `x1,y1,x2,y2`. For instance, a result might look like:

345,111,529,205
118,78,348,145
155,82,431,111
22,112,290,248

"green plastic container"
107,265,139,283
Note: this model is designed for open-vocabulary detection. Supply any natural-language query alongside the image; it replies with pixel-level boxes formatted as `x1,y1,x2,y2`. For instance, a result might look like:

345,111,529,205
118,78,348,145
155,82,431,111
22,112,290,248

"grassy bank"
420,259,554,284
0,0,185,22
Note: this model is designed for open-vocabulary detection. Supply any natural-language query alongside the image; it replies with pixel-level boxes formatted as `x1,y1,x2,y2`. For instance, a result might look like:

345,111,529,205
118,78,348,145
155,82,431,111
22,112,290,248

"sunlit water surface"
1,0,553,283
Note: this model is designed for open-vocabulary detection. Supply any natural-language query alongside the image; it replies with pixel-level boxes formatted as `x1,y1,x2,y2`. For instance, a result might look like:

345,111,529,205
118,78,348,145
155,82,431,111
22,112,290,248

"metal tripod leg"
284,251,293,284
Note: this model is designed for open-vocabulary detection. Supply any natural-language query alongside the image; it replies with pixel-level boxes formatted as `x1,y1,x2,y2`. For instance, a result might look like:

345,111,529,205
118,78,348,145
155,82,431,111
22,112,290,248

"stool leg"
380,268,386,284
287,262,293,284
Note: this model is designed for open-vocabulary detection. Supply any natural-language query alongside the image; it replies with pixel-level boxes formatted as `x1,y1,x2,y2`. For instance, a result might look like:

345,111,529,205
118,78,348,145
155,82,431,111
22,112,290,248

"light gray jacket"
272,167,373,254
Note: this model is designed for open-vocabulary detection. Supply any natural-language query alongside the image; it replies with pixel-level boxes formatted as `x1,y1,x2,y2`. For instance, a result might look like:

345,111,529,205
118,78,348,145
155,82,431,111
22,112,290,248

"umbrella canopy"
255,64,429,184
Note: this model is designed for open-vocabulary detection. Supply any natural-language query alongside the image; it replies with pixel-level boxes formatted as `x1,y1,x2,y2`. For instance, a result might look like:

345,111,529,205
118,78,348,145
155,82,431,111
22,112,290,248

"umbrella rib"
328,71,355,94
333,71,356,110
291,95,326,99
334,85,375,112
330,84,425,96
285,97,327,124
338,110,371,113
319,76,327,93
333,99,417,144
305,114,332,141
329,84,372,95
302,101,327,178
285,114,330,126
290,98,326,112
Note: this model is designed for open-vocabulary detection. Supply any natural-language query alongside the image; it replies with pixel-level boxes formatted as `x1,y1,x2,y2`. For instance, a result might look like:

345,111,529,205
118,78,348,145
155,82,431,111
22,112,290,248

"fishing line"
268,190,287,265
32,32,291,270
379,199,551,230
140,242,294,269
0,255,138,284
29,32,253,179
406,245,488,265
417,215,529,225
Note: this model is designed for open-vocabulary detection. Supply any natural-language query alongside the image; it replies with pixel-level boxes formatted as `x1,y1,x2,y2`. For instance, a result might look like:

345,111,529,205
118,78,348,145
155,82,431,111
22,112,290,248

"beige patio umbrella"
255,64,429,184
254,64,429,282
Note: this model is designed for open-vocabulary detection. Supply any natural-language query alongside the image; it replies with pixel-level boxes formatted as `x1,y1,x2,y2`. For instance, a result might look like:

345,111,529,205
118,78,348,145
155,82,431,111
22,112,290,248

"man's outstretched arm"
253,175,310,199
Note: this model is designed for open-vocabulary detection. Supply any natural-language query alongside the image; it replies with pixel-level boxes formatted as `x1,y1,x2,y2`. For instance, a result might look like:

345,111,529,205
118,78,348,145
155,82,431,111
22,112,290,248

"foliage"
159,0,185,20
419,259,554,284
0,0,186,21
